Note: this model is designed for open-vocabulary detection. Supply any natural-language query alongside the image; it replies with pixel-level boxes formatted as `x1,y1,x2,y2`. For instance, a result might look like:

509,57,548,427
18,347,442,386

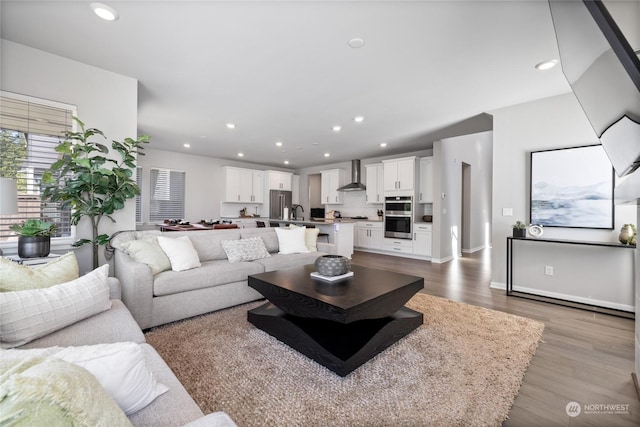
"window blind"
135,167,142,223
0,93,76,242
149,168,185,221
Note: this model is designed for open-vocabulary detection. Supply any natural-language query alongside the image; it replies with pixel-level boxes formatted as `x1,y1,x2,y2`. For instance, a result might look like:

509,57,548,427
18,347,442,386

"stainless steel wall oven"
384,196,413,239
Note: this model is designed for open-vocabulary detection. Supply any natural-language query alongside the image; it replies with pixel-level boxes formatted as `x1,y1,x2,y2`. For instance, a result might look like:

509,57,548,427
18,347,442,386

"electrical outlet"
545,265,554,276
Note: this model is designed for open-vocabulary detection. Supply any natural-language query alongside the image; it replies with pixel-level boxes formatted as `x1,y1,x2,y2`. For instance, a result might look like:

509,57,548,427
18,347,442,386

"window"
149,168,185,221
0,92,76,244
135,167,142,223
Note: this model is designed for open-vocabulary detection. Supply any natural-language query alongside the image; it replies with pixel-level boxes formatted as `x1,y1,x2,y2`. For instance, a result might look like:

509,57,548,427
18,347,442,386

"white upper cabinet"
418,157,434,203
223,166,264,203
267,170,292,191
383,157,416,193
365,163,384,204
320,169,345,205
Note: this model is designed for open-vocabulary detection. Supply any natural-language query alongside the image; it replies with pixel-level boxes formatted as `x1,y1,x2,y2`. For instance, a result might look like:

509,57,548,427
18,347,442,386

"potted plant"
41,118,149,269
512,221,527,238
10,219,57,258
619,224,637,245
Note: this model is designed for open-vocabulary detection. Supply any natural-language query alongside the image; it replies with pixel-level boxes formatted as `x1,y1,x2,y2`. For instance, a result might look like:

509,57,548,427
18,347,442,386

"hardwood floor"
351,249,640,426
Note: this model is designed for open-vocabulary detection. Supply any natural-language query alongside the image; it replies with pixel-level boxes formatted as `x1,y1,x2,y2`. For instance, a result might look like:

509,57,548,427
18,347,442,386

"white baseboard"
512,285,634,312
462,245,486,254
431,256,453,264
490,281,506,290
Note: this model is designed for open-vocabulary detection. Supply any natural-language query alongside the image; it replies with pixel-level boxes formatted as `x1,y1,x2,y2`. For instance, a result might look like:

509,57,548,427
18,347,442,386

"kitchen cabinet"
320,169,345,205
383,237,414,254
383,157,416,192
267,170,292,191
418,157,434,203
355,221,383,249
223,166,264,203
413,223,432,256
365,163,384,204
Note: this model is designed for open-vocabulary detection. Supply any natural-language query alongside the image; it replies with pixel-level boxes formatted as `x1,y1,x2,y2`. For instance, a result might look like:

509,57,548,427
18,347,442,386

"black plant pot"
18,236,51,258
512,228,527,238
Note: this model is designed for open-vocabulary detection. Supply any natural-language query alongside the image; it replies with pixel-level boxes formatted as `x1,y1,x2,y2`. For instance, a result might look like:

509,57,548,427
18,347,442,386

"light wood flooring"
351,249,640,427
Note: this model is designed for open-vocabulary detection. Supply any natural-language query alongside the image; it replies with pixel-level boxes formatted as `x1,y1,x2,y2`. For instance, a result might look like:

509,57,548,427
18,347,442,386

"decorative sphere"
315,255,351,277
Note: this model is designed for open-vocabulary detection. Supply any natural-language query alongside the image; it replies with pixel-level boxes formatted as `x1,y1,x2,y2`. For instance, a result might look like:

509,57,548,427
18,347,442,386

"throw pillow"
0,252,79,292
157,235,201,272
289,225,320,251
120,237,171,275
274,227,310,254
0,356,131,426
221,237,271,263
4,342,169,415
0,264,112,349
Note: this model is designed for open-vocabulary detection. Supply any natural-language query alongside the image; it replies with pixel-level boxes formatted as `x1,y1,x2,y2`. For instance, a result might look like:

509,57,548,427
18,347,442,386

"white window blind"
149,168,185,221
0,93,76,243
135,167,142,223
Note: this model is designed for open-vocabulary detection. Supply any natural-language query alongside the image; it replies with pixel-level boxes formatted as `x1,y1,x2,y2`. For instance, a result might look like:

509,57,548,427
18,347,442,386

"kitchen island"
269,219,355,258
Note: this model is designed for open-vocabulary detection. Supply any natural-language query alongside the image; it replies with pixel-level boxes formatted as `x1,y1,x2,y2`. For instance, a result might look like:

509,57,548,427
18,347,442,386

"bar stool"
317,233,330,243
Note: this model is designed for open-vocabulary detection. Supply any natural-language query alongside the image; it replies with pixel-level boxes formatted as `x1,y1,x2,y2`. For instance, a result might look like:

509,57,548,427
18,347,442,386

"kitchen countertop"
270,219,358,225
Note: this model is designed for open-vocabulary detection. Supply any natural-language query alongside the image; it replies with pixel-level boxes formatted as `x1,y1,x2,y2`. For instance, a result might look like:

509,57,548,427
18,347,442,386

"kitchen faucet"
291,204,304,220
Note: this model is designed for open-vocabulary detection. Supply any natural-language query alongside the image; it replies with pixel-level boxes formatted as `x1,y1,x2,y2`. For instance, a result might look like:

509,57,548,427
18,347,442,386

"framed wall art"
530,144,614,229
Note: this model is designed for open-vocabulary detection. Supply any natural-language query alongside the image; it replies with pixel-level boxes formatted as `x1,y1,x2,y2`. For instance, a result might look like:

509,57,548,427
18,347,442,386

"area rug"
145,293,544,427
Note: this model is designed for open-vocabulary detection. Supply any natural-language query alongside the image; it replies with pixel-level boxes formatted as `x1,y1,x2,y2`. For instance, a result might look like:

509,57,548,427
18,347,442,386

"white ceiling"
1,0,573,168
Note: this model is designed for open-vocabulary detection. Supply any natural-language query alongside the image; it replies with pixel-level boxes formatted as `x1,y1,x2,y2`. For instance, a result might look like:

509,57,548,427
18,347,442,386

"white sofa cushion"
4,342,169,415
0,264,111,349
221,237,271,263
274,227,309,254
120,237,171,275
0,252,79,292
158,236,201,271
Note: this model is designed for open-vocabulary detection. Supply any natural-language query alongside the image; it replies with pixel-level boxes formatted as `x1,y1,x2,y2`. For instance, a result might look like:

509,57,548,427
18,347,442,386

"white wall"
1,40,138,273
137,148,293,223
432,131,493,262
490,92,636,287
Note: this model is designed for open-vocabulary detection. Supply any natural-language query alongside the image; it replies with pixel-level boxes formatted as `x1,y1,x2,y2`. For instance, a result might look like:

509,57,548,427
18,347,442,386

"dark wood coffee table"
247,264,424,376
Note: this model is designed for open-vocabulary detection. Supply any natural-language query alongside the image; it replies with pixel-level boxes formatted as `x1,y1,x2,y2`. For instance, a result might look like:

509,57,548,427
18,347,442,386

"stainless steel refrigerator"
269,190,292,220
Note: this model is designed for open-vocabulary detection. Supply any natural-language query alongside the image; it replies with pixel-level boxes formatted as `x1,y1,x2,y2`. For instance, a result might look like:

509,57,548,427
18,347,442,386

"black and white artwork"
530,144,614,229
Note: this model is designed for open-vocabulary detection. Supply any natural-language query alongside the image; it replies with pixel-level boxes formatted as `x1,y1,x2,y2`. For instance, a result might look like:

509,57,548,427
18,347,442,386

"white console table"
506,236,636,318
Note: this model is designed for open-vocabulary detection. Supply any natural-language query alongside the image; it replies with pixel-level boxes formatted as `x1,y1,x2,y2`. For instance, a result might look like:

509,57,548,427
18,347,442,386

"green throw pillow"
0,356,132,426
0,252,79,292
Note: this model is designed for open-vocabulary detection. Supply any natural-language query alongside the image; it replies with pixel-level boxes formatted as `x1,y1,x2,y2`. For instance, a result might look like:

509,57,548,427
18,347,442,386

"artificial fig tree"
42,118,149,269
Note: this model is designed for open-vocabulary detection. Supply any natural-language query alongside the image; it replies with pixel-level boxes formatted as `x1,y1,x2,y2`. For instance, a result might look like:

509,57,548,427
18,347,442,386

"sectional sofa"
111,227,331,329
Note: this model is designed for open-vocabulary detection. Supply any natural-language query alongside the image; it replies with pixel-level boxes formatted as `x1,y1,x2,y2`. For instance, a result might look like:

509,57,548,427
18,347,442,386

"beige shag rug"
145,293,544,427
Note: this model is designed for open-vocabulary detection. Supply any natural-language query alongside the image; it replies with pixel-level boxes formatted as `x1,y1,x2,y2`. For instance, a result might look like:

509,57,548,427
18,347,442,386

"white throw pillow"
0,264,112,349
157,235,201,271
289,225,320,251
0,252,79,292
274,227,310,254
221,237,271,263
120,237,171,275
4,342,169,415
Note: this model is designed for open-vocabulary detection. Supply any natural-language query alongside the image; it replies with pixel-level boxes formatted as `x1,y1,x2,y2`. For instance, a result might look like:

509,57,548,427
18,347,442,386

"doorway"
461,162,471,255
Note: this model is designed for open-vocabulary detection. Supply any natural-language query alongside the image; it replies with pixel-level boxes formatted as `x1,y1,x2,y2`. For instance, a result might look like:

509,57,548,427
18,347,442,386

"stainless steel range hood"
337,160,366,191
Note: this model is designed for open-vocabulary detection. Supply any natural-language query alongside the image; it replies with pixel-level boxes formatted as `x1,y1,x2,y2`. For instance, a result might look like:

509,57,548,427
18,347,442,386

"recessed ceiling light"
226,123,236,129
284,160,290,165
312,142,319,146
324,153,330,157
275,141,283,147
535,59,559,70
183,143,191,148
348,38,365,48
199,135,207,139
90,3,119,21
296,146,302,150
332,125,342,132
354,116,365,123
237,152,244,157
380,143,388,148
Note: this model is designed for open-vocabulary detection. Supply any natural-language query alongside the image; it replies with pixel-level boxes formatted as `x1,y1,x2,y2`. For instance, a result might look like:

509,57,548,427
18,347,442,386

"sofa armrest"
107,277,122,300
114,249,155,329
182,412,237,427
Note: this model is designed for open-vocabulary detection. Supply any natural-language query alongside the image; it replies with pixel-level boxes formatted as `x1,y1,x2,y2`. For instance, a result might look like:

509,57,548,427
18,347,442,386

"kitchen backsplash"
322,191,433,220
